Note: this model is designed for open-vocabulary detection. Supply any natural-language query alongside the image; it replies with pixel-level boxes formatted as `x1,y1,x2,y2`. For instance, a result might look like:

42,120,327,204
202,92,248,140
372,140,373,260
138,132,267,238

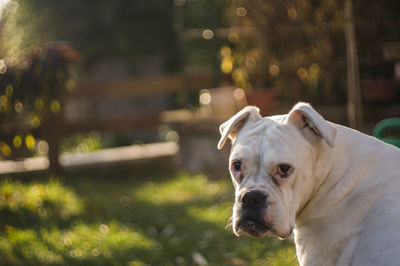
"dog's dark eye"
232,161,242,172
277,164,292,178
279,164,291,173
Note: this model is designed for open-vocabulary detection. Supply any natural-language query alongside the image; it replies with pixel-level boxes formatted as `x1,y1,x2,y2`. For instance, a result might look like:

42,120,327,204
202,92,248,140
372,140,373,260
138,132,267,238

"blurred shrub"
227,0,400,103
0,43,79,160
0,179,83,228
59,131,103,154
227,0,346,102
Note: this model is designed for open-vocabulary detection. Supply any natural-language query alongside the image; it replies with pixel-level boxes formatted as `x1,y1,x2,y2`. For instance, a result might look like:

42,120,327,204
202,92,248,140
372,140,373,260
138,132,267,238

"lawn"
0,167,297,265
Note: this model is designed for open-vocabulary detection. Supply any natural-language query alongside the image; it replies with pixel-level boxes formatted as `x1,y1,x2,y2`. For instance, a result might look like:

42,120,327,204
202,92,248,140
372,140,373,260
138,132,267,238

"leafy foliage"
227,0,400,102
227,0,346,101
0,43,78,159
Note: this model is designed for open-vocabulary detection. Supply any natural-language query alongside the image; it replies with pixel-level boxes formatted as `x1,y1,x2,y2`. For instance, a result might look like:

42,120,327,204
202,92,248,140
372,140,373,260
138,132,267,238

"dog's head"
218,102,337,239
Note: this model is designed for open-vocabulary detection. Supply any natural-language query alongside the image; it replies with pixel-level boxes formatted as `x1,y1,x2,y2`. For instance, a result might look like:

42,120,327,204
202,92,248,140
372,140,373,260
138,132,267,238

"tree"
1,0,181,74
227,0,400,104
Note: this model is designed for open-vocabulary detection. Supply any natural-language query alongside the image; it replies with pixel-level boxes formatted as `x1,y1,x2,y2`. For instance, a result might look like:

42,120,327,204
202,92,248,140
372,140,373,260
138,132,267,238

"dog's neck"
294,138,336,223
293,124,397,265
295,124,388,225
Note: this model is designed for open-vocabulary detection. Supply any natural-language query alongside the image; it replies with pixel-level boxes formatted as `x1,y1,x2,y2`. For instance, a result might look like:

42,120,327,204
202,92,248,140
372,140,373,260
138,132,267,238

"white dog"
218,102,400,266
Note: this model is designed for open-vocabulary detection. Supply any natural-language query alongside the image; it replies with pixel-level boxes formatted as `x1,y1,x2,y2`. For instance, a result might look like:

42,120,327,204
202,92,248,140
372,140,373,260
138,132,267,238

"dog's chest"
294,223,351,266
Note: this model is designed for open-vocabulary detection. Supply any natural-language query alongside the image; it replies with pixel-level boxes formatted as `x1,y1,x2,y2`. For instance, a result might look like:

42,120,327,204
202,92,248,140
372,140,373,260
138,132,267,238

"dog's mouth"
231,195,293,239
235,218,293,239
235,217,270,238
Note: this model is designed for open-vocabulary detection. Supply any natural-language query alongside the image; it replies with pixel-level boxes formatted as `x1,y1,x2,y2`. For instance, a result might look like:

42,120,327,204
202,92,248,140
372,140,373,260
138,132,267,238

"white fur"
218,102,400,265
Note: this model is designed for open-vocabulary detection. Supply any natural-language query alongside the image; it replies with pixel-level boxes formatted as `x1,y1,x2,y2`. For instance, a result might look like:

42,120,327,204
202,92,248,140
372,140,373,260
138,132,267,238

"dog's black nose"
242,191,267,209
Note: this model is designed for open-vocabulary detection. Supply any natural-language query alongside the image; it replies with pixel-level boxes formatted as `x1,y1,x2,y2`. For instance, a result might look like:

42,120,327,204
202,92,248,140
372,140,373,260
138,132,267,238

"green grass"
0,170,297,265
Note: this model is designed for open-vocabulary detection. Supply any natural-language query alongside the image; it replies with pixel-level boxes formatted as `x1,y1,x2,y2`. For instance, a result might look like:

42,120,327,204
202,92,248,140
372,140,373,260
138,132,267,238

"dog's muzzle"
235,190,269,237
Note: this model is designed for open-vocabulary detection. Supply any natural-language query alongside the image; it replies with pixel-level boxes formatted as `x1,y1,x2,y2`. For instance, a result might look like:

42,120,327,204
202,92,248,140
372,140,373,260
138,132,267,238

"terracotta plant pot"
361,79,395,102
245,89,276,116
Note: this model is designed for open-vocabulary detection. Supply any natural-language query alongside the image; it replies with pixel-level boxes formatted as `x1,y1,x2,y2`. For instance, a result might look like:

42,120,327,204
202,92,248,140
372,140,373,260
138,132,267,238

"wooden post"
208,0,221,87
47,129,62,174
42,110,64,174
344,0,363,129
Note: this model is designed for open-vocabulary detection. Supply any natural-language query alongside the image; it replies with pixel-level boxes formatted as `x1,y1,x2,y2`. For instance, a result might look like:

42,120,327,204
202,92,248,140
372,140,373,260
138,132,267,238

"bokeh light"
232,68,250,89
165,130,179,143
31,115,41,127
219,46,231,57
0,141,12,157
5,84,13,96
199,89,211,105
35,98,44,111
297,67,308,81
0,59,7,74
221,56,233,74
202,29,213,40
0,95,7,108
233,88,245,101
269,64,280,76
14,101,23,113
236,7,247,17
38,140,49,155
25,135,35,150
65,79,76,91
13,135,22,148
50,100,61,113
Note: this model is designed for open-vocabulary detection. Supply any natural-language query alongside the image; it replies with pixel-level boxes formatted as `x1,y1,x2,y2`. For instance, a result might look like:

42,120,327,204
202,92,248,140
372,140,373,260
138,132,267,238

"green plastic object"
372,118,400,147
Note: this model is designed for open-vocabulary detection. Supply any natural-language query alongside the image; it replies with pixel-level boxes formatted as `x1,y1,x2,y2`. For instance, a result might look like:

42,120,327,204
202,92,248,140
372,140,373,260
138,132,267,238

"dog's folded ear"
217,106,261,149
287,102,337,147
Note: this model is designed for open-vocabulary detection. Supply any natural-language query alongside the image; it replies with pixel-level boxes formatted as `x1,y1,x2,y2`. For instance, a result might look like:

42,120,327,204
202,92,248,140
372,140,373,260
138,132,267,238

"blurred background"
0,0,399,265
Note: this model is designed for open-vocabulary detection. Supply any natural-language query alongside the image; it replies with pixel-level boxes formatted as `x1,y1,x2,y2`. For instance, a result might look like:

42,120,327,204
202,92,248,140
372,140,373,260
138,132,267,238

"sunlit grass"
43,221,157,264
0,222,156,265
133,173,231,204
266,247,298,266
0,179,82,227
0,172,297,265
188,204,232,225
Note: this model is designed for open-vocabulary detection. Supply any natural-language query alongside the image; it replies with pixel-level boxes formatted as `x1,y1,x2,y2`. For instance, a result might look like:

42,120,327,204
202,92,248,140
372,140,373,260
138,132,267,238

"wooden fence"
1,72,214,173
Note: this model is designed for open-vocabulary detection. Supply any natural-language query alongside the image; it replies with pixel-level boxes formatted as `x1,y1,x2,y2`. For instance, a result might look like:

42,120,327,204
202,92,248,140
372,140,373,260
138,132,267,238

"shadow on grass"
0,168,297,265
